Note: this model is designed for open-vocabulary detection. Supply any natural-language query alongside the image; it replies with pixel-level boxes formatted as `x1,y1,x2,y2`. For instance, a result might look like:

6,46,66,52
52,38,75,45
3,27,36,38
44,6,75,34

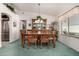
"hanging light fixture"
37,3,42,20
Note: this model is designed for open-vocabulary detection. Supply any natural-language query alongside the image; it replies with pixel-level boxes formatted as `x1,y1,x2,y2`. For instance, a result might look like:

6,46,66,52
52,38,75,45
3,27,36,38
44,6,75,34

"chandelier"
37,3,42,20
34,3,43,23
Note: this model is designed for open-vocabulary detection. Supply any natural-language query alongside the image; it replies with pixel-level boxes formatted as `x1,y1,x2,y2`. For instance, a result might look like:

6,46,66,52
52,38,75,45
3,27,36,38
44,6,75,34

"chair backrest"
32,29,38,34
20,30,25,40
27,30,37,42
41,29,49,34
52,31,56,41
41,29,49,41
52,31,56,37
27,30,32,34
27,30,32,38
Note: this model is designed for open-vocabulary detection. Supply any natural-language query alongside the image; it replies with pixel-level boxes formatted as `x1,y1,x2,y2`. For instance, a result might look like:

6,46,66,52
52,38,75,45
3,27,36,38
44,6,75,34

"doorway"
20,20,27,34
1,13,10,46
21,20,27,30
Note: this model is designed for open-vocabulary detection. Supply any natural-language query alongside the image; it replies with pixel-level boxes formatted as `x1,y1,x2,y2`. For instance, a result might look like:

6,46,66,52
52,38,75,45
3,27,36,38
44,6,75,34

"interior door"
1,19,9,42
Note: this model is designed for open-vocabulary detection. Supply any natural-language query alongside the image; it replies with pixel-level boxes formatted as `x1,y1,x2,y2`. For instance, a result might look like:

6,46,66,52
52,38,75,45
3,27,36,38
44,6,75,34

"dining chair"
27,30,38,48
52,31,56,48
20,30,25,48
40,30,49,48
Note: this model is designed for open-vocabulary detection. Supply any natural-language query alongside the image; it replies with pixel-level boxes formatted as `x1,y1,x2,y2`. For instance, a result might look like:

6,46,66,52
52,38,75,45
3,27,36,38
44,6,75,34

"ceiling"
13,3,79,16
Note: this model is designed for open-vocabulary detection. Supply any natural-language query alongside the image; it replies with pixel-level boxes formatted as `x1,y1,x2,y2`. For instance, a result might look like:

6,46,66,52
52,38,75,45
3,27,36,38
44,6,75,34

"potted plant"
50,21,59,40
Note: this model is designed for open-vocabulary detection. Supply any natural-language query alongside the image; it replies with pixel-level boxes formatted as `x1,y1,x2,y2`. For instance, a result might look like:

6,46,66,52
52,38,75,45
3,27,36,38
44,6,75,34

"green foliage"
37,16,42,19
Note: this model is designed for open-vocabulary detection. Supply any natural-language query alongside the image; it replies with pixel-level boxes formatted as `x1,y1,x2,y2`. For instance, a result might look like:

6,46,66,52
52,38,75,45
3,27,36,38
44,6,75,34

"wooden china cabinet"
32,19,47,30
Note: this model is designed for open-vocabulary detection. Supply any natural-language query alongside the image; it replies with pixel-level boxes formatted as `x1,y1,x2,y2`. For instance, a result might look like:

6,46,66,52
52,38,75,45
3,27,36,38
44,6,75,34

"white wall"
16,11,55,29
0,4,20,47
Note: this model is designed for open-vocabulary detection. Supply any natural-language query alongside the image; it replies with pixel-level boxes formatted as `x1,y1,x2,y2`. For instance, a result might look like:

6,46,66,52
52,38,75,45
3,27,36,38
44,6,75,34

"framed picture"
28,23,31,26
13,22,16,27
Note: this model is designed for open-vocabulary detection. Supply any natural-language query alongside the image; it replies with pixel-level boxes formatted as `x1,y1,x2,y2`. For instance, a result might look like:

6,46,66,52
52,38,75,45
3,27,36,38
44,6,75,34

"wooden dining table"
21,32,56,48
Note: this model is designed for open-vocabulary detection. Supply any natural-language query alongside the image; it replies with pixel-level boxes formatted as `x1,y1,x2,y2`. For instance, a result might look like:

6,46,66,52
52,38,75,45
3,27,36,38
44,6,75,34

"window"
69,14,79,38
59,6,79,38
61,14,79,38
61,18,68,35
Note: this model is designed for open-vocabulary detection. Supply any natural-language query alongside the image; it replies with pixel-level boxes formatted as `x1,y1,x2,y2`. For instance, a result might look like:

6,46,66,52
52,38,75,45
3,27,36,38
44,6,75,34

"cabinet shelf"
32,19,47,29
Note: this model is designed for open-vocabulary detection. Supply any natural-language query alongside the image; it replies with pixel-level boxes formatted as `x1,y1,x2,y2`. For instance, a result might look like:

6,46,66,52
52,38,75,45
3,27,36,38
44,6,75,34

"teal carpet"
0,39,79,56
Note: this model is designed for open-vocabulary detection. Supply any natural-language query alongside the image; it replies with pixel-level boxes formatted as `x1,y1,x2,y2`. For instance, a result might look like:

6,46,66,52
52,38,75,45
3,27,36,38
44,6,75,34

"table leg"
28,38,30,48
22,38,24,48
52,37,56,48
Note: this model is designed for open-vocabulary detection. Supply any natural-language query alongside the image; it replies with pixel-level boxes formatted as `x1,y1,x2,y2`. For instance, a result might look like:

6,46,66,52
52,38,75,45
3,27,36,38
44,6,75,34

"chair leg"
24,39,25,44
35,41,37,48
49,40,50,46
53,43,55,48
22,39,24,48
48,40,50,48
53,41,55,48
28,42,30,49
40,42,42,49
47,42,49,48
